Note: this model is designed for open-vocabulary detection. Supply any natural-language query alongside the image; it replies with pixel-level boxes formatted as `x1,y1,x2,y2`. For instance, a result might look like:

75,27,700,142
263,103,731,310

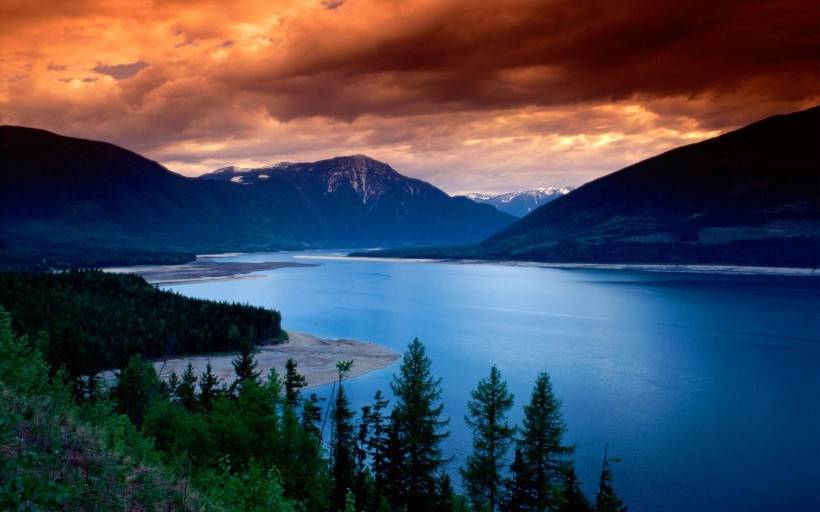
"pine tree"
388,338,450,510
558,465,592,512
501,448,531,512
198,362,220,411
231,338,260,394
433,472,469,512
302,392,323,436
285,358,307,407
177,362,198,411
462,365,515,512
595,448,627,512
113,354,160,429
332,383,357,510
165,371,180,400
510,371,573,512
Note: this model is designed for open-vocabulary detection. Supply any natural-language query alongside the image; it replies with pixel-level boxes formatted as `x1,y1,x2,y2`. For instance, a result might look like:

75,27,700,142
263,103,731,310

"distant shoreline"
329,253,820,276
106,251,820,279
104,258,317,285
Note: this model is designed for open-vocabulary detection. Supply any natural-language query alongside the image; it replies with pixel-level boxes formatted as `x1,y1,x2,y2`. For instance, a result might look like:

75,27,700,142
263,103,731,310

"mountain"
356,106,820,268
196,154,515,247
463,187,574,217
0,128,513,268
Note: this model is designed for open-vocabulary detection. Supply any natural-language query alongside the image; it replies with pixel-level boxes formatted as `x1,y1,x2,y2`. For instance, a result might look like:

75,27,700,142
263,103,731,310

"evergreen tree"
462,365,515,512
302,392,324,436
113,354,161,429
558,466,592,512
388,338,450,510
285,358,307,407
165,371,180,400
230,338,260,394
177,362,198,411
595,448,627,512
433,472,469,512
501,448,531,512
509,371,573,512
198,362,221,411
332,383,357,510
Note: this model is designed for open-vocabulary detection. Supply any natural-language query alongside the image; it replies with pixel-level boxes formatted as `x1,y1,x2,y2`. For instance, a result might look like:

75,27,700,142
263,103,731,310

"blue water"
167,252,820,511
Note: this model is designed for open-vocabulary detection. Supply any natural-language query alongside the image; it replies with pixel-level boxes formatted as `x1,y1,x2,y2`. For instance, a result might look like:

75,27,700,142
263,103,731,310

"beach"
105,258,316,285
147,331,399,388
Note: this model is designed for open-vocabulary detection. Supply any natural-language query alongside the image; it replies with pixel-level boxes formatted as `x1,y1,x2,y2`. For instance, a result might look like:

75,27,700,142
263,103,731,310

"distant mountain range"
0,128,513,268
355,106,820,268
463,187,574,217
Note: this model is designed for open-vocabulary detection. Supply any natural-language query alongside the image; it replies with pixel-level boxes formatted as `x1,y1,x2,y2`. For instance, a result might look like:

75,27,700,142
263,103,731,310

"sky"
1,0,817,194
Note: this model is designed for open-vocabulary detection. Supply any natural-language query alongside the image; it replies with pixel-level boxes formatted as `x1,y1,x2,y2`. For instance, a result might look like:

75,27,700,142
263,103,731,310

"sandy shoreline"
105,259,316,285
143,332,399,389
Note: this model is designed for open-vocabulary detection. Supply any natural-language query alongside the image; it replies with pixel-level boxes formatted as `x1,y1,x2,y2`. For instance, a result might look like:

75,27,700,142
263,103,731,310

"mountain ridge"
463,187,574,217
0,128,514,268
353,106,820,268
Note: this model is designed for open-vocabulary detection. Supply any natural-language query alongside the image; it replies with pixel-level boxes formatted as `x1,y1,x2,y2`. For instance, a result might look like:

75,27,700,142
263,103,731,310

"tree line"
0,273,628,511
0,270,283,392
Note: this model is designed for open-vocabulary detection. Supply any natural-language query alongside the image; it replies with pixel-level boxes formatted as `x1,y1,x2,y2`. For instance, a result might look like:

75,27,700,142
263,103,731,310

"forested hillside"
0,271,283,392
0,273,626,511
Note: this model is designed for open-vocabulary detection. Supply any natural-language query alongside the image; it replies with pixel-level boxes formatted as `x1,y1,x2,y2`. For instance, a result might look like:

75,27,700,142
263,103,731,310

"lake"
166,252,820,511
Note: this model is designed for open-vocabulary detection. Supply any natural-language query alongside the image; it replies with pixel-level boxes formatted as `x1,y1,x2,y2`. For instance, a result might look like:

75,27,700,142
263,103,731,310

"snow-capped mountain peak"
463,186,574,217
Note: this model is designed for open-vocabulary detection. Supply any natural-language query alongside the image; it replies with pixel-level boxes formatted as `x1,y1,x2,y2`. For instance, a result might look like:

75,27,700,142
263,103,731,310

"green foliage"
0,270,283,381
462,365,516,512
332,383,357,510
285,357,307,407
0,295,624,512
199,460,298,512
231,338,261,394
596,449,627,512
388,338,450,510
198,362,221,411
503,371,573,512
113,354,161,429
559,465,593,512
178,362,199,411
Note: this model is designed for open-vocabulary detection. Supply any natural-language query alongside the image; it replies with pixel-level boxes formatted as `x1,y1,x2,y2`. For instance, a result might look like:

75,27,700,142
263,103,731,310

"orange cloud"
1,0,817,193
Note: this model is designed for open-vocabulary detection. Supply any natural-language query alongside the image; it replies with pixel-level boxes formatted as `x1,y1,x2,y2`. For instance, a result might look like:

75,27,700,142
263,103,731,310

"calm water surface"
167,252,820,511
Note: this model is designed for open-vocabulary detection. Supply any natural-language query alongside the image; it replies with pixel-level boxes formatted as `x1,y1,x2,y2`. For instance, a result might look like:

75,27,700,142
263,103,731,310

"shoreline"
302,253,820,276
130,331,399,389
104,259,317,285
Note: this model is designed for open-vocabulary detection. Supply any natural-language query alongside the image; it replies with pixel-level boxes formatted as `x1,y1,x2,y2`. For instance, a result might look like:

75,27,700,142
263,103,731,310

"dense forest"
0,272,627,511
0,271,283,393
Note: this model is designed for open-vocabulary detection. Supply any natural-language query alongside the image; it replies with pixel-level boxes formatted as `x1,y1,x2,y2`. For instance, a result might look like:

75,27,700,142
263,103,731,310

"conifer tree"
510,371,573,512
285,358,307,407
462,365,515,511
113,354,160,429
198,362,220,411
558,466,592,512
595,448,627,512
165,371,180,400
231,338,260,394
501,448,531,512
332,383,357,510
302,392,323,436
388,338,450,510
177,362,198,411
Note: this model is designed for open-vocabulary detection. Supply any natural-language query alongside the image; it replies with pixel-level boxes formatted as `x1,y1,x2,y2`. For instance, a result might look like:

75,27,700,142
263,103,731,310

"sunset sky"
1,0,817,194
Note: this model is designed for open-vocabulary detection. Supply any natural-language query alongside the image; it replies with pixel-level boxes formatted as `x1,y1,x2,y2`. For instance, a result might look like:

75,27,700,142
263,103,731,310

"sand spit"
105,259,316,285
148,332,399,389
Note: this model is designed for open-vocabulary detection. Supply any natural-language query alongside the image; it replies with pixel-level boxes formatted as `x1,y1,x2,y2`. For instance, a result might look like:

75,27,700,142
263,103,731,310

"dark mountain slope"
0,127,512,267
360,107,820,267
197,155,514,247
